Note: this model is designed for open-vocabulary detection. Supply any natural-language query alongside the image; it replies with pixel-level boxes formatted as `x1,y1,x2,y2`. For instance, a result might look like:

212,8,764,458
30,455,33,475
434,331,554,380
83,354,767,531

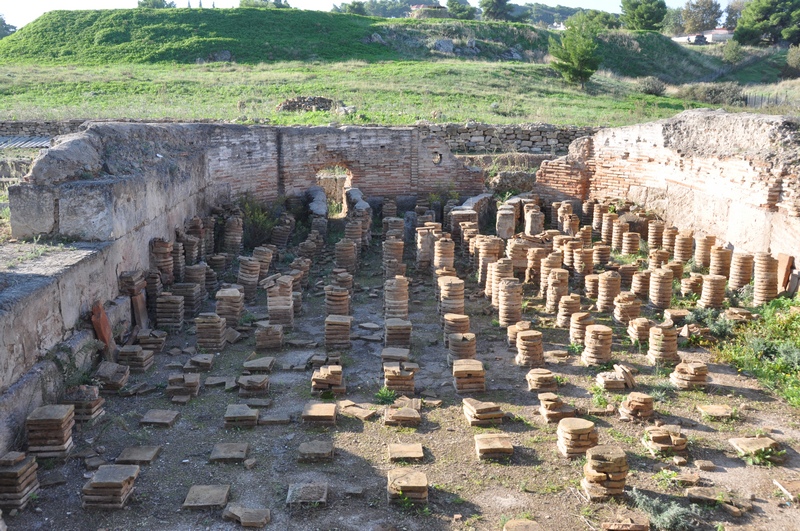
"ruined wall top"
596,109,800,168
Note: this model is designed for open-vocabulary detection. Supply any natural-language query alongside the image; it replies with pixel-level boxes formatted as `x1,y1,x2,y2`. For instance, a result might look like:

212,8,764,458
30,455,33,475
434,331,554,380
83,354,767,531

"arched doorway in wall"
315,164,352,219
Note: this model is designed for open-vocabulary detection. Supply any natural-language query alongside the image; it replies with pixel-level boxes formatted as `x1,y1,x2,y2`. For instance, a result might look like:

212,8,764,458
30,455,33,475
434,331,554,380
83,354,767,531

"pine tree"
447,0,477,20
548,12,602,88
479,0,512,21
620,0,668,30
734,0,800,45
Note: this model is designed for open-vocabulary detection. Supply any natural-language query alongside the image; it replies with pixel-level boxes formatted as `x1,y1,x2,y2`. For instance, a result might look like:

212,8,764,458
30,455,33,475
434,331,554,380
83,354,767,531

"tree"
447,0,477,20
549,12,602,88
0,14,16,39
342,1,368,14
724,0,749,29
734,0,800,45
240,0,290,6
526,3,580,26
583,10,621,29
661,7,685,35
480,0,512,21
138,0,177,7
620,0,668,30
682,0,723,33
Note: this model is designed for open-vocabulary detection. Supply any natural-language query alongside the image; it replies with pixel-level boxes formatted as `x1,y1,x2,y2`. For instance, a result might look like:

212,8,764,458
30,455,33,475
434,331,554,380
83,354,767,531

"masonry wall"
535,109,800,256
0,120,597,155
418,122,598,154
0,120,86,137
0,243,131,454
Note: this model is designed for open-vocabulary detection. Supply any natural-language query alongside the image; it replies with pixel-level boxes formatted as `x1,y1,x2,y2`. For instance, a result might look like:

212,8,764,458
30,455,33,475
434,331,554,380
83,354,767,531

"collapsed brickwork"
536,109,800,256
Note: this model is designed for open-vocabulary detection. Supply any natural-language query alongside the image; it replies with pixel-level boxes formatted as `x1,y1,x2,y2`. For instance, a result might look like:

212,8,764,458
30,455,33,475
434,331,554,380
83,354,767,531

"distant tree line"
331,0,439,18
132,0,800,48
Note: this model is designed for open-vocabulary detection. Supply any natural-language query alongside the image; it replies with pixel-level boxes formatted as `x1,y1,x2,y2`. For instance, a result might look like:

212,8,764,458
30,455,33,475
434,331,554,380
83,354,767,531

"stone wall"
535,109,800,256
0,244,130,454
0,120,86,138
419,122,598,155
0,120,596,156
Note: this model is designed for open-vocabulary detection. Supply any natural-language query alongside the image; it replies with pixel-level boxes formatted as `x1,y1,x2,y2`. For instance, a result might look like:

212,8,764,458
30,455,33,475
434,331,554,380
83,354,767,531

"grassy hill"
0,8,550,65
0,9,742,85
0,8,784,128
597,30,725,84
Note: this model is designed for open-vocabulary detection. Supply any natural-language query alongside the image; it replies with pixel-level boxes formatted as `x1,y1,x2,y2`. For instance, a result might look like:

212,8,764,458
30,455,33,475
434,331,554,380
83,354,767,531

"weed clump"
374,386,397,405
675,82,745,106
239,194,278,251
638,76,666,96
630,488,703,531
715,298,800,406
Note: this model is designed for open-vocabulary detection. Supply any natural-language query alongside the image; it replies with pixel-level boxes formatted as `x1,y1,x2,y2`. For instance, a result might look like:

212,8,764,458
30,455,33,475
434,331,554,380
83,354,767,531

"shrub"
638,76,666,96
722,39,744,64
675,82,745,106
240,194,278,251
708,316,735,339
786,45,800,76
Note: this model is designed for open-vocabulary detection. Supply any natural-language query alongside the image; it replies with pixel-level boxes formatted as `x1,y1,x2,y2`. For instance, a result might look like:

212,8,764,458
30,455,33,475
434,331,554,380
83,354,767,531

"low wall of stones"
0,120,597,156
0,120,86,138
419,122,598,155
535,109,800,257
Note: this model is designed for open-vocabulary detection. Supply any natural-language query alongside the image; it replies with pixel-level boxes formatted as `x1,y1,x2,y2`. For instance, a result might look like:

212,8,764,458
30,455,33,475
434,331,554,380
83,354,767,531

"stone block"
8,185,56,237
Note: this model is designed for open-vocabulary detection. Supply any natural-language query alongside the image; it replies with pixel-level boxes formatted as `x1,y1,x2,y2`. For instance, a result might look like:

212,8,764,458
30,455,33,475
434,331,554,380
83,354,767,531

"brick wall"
535,110,800,256
11,122,484,243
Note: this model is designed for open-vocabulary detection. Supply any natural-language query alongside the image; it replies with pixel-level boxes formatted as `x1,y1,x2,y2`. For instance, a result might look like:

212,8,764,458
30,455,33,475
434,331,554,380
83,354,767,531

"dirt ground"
6,232,800,531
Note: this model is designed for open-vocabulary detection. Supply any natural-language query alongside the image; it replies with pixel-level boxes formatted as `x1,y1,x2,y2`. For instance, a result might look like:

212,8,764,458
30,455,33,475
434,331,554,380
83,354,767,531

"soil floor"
6,233,800,531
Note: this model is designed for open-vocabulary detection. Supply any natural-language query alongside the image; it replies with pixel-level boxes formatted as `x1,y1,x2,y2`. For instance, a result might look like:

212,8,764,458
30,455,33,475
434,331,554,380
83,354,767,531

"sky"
2,0,732,30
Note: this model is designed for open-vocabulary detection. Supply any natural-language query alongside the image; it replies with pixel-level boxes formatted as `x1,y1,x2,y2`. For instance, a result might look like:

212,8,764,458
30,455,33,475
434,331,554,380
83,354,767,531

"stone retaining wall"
0,120,86,138
419,122,598,154
0,120,597,156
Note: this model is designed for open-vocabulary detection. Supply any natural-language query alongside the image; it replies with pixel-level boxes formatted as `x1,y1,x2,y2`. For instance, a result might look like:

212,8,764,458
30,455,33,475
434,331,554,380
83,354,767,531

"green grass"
715,298,800,406
720,49,788,85
596,30,725,84
0,9,788,126
0,60,696,125
0,9,394,65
